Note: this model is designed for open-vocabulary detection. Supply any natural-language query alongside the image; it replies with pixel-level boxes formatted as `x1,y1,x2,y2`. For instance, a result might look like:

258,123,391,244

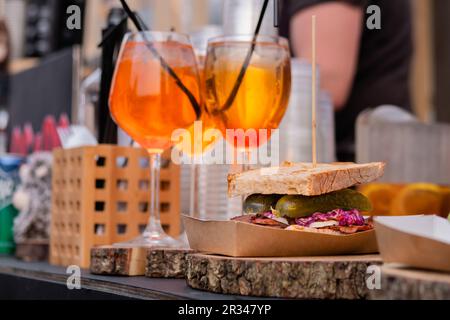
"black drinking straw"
119,0,202,120
213,0,270,115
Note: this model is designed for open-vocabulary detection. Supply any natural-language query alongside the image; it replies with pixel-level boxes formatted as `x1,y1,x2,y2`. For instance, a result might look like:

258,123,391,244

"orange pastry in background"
390,183,443,216
359,184,399,216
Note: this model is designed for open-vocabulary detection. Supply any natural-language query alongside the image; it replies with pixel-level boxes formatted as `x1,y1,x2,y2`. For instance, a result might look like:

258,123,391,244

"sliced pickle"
243,194,283,214
275,189,372,218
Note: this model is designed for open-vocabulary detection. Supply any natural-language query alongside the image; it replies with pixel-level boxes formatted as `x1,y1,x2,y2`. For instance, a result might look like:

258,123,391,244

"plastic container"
0,205,19,254
0,154,23,255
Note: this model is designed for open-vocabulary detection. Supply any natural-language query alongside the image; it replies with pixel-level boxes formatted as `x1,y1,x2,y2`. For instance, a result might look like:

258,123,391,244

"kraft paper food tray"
184,216,378,257
375,215,450,273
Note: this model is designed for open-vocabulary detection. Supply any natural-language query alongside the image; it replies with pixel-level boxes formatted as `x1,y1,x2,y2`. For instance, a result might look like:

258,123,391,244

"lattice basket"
50,145,180,269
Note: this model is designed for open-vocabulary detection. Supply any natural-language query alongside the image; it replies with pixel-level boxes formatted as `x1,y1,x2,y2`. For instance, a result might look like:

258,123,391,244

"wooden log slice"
186,254,382,299
90,246,147,276
370,265,450,300
146,248,194,279
90,247,194,278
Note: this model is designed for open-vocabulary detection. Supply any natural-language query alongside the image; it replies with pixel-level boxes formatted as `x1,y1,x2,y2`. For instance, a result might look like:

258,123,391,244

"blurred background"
0,0,448,122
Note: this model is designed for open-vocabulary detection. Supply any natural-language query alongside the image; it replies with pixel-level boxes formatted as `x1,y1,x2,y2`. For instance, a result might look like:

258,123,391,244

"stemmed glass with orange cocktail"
109,31,203,247
204,34,292,171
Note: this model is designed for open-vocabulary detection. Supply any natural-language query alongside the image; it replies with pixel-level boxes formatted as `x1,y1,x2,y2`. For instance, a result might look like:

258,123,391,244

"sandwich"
228,162,386,235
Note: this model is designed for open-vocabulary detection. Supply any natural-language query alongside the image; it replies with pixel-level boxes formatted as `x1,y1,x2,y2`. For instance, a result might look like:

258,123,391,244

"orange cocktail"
110,40,200,153
204,35,291,150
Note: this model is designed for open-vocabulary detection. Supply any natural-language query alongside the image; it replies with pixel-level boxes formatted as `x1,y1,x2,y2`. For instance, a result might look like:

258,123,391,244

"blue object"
0,154,25,173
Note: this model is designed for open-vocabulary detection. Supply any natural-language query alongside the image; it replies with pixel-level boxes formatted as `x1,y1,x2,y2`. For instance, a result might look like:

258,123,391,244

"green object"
275,189,372,219
0,204,19,255
244,194,283,214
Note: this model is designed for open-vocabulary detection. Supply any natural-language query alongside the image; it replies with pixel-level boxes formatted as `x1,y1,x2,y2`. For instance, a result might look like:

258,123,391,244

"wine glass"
204,35,291,171
109,31,202,247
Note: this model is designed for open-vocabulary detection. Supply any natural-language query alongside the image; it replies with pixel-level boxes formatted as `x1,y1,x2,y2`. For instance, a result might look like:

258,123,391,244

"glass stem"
241,149,252,206
144,152,165,238
242,149,252,172
189,163,199,218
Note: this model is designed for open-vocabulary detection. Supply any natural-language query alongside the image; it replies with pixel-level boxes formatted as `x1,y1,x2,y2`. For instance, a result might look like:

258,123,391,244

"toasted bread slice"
228,162,386,197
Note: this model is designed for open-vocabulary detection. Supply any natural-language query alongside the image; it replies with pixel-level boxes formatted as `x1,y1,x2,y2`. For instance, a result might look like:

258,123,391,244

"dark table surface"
0,255,259,300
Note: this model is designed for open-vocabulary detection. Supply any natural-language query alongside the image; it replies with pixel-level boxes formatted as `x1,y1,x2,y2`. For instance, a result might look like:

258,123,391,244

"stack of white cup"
222,0,278,36
181,157,242,220
279,59,336,163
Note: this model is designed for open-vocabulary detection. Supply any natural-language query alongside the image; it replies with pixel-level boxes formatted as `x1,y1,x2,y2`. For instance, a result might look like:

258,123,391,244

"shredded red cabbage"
263,212,276,219
295,209,365,227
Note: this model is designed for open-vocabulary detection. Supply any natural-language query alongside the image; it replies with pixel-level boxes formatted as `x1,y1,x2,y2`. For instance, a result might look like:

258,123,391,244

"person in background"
0,20,10,154
0,20,9,102
280,0,413,161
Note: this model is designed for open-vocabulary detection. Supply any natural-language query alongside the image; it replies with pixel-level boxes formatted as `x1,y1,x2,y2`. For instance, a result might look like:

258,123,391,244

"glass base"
113,232,184,249
176,232,190,249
